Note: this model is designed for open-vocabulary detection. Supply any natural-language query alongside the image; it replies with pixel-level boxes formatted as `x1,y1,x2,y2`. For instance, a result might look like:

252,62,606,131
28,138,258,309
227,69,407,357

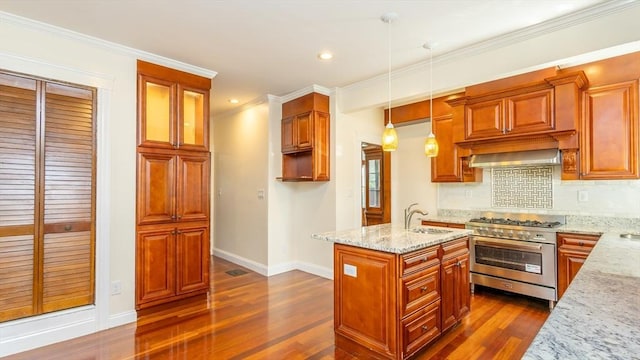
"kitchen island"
312,224,472,360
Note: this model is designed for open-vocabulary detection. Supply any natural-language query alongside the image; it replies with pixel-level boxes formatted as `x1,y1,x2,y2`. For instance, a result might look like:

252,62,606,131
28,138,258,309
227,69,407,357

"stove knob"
506,230,515,238
496,229,504,236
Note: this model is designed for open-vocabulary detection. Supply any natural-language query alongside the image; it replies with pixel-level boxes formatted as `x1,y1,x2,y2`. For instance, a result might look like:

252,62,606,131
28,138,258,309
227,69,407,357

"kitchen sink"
411,227,452,235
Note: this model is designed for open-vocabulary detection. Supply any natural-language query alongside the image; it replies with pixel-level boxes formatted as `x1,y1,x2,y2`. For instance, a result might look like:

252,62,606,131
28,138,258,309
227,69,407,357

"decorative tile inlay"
492,166,552,209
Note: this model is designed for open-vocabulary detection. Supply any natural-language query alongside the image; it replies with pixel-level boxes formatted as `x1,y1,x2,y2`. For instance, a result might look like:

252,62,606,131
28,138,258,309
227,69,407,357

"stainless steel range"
466,212,565,309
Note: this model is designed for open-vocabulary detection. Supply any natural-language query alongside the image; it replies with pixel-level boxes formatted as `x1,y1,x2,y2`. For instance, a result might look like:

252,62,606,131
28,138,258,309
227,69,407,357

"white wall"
0,12,215,356
334,105,383,230
212,101,269,268
391,124,439,226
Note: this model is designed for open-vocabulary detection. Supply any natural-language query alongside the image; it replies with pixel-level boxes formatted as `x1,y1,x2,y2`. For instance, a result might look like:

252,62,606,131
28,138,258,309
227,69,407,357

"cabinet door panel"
334,245,397,358
281,116,296,153
137,151,175,224
137,229,175,303
557,248,588,299
178,86,208,151
465,100,504,139
456,253,470,319
139,76,176,148
440,257,457,332
431,115,461,182
177,154,210,222
582,81,639,179
296,111,313,150
507,89,554,134
176,226,209,294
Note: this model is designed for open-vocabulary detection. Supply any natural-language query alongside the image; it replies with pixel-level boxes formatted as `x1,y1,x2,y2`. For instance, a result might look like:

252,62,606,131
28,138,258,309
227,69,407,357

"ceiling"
0,0,607,115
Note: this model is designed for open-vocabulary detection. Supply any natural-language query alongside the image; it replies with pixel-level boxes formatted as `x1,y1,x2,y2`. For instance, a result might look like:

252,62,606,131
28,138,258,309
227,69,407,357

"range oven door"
469,236,556,288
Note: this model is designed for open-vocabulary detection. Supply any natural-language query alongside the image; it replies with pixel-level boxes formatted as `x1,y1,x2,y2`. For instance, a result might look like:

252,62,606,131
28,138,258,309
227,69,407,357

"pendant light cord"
429,45,433,132
387,16,392,126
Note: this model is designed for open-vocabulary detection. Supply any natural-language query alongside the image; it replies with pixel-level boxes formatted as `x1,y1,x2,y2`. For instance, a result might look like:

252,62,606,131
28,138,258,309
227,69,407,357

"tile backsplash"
492,166,552,209
437,166,640,218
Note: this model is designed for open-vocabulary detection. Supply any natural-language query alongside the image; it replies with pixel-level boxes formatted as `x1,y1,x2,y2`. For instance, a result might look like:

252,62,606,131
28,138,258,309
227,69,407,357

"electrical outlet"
578,190,589,202
111,280,122,295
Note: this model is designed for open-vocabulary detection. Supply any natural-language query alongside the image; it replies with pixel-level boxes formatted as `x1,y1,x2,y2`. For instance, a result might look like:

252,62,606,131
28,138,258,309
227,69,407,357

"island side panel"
334,244,399,359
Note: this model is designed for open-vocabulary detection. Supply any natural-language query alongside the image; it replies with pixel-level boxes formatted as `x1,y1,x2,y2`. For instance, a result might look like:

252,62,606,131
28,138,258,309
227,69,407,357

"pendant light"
423,43,439,157
381,12,398,152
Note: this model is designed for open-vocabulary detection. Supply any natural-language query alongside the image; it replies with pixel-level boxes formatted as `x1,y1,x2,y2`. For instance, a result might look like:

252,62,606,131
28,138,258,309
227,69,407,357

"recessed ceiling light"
228,99,239,104
318,52,333,61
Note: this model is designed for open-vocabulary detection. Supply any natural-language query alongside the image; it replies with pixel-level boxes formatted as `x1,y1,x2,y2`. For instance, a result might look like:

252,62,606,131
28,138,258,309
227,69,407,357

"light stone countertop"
523,231,640,360
311,223,472,254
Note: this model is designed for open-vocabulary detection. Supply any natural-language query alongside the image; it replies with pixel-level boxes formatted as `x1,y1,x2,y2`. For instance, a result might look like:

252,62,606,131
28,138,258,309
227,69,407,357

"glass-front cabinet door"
178,86,208,150
139,76,175,149
138,76,209,151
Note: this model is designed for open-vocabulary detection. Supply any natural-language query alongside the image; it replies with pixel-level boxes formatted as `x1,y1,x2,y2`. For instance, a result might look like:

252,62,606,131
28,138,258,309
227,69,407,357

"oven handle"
473,238,543,252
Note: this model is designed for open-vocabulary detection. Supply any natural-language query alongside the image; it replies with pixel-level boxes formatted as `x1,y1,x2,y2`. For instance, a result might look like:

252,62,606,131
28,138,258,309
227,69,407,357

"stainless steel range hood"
469,149,561,168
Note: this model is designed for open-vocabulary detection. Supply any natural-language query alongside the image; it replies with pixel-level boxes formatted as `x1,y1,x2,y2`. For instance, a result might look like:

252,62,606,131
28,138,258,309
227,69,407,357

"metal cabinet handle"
578,241,584,246
421,286,428,292
421,325,429,332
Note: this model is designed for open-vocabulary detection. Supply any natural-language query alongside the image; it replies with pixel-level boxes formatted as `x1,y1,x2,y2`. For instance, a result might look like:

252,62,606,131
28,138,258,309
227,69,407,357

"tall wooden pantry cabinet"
135,60,212,309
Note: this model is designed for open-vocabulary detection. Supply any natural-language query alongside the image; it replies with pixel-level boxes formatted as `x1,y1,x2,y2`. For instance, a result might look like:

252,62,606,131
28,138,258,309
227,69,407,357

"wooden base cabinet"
334,238,469,360
557,232,601,299
136,224,209,308
440,238,470,332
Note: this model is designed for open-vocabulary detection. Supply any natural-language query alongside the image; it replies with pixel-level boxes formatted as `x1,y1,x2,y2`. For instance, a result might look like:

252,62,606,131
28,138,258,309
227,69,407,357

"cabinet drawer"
557,233,600,249
441,237,468,258
402,299,441,358
401,246,439,276
401,266,440,317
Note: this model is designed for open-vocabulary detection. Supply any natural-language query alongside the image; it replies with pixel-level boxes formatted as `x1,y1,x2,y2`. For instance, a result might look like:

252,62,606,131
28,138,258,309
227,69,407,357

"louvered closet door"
42,83,96,312
0,74,37,322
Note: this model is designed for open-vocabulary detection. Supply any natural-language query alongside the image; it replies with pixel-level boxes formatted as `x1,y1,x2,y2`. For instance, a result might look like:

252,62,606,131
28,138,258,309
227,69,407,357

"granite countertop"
523,231,640,360
311,224,472,254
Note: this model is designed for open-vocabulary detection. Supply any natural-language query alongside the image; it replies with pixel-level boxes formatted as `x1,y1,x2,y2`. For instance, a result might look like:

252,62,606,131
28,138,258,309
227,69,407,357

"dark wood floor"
3,257,549,359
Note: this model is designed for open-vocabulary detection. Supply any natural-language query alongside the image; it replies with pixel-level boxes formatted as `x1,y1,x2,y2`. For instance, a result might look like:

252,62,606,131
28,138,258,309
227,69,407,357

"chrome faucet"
404,203,428,229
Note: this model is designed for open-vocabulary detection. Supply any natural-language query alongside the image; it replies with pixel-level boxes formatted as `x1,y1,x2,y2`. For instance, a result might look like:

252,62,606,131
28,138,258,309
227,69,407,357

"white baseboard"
295,261,333,280
108,310,137,329
0,306,97,357
212,248,334,280
213,248,269,276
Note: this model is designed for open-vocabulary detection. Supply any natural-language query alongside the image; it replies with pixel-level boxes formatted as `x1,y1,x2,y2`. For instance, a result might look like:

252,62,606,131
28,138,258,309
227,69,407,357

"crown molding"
279,84,332,104
341,0,639,95
0,11,217,79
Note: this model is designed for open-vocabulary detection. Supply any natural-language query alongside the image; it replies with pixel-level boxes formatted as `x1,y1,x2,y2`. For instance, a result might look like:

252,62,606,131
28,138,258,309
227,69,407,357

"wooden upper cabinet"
281,111,314,154
431,115,461,182
581,80,639,179
280,92,330,181
465,88,553,139
137,61,210,151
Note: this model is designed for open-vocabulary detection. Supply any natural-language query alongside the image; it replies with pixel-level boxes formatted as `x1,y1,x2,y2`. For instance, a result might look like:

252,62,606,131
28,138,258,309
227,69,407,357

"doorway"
361,143,391,226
